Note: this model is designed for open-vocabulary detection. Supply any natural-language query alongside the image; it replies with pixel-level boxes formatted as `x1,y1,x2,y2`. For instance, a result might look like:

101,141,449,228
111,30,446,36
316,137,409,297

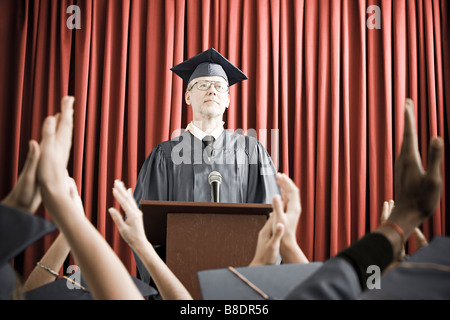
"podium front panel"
166,213,267,300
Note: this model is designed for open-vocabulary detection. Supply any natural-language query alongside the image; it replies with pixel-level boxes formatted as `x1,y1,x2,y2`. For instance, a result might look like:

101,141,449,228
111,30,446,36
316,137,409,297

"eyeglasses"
188,80,229,93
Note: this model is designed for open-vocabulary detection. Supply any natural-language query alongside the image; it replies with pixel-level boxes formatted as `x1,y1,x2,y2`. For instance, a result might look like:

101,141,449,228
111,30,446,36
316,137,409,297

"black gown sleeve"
134,145,170,205
246,138,280,204
133,146,170,284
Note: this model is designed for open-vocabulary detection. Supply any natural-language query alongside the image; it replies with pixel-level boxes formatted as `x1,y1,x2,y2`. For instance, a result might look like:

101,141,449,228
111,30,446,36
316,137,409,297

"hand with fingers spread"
109,180,193,300
109,180,148,248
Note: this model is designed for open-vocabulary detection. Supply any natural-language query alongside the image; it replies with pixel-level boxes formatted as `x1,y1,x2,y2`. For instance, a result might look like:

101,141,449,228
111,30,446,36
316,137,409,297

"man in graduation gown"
134,48,280,284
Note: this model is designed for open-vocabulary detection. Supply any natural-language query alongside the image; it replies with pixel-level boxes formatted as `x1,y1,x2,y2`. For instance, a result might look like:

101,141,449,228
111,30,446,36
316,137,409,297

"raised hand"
275,173,301,246
37,96,75,193
2,140,41,213
250,173,309,266
375,99,443,258
108,180,148,248
109,180,193,300
249,199,285,266
55,96,75,167
275,173,309,263
389,99,443,236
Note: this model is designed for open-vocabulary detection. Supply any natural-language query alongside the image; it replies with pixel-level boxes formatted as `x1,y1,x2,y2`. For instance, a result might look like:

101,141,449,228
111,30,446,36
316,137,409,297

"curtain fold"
0,0,448,277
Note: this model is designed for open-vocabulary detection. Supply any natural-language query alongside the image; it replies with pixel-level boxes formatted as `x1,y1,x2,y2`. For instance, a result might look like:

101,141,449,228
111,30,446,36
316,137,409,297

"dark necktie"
202,135,215,161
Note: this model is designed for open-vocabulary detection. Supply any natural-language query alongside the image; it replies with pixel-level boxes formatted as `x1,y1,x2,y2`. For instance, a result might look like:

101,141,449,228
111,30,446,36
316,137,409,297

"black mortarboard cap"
0,205,57,265
170,48,248,86
197,262,323,300
24,270,158,300
0,203,57,299
360,236,450,300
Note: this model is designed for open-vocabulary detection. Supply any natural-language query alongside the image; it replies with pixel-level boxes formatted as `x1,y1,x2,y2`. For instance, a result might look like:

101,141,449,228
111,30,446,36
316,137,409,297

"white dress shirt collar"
186,121,224,141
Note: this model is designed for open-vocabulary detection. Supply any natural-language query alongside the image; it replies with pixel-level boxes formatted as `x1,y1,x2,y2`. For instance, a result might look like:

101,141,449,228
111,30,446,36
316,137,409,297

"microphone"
208,171,222,203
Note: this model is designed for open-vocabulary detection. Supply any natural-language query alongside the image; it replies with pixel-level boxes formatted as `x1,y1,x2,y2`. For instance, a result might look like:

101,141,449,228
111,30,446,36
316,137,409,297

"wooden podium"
140,200,271,299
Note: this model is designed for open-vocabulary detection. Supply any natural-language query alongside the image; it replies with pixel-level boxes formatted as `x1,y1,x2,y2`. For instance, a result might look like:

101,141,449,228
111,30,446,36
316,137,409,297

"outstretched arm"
23,177,83,292
37,96,143,300
285,98,443,299
23,232,70,292
375,98,442,257
109,180,193,300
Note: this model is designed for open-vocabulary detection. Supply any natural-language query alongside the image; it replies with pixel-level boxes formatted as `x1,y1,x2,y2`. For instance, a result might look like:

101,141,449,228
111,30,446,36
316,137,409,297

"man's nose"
206,84,218,95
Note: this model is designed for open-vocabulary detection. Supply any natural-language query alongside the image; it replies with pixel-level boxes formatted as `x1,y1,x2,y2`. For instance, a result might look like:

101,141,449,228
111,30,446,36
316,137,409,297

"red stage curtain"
0,0,448,278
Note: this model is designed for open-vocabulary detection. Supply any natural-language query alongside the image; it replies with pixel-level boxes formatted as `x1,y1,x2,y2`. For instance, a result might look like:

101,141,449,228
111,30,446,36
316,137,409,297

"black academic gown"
134,130,279,204
133,129,280,283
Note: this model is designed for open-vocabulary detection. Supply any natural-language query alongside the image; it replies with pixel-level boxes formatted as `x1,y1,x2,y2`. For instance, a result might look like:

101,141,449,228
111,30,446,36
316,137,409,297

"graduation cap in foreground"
170,48,248,86
360,236,450,300
24,270,158,300
197,262,323,300
0,204,57,299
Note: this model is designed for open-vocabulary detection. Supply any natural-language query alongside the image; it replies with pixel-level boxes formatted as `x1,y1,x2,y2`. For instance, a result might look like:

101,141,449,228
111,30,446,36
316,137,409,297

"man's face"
185,76,230,120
